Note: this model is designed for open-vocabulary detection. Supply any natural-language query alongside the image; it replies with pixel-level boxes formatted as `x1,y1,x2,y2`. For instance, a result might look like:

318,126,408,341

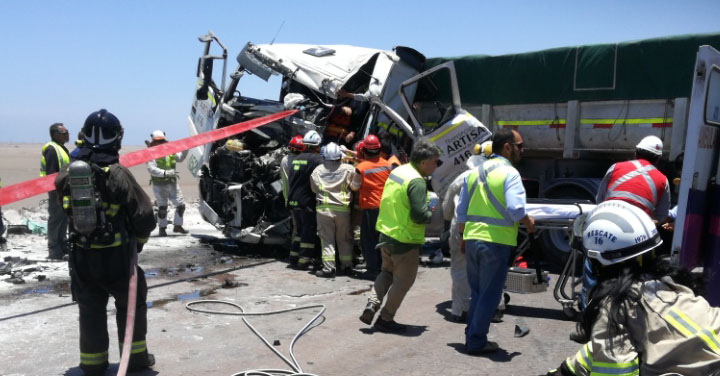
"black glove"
136,241,145,254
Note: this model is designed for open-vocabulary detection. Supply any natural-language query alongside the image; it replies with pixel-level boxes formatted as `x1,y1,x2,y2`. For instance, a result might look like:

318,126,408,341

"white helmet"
636,135,663,157
303,130,322,146
323,142,343,161
582,200,662,266
151,130,166,141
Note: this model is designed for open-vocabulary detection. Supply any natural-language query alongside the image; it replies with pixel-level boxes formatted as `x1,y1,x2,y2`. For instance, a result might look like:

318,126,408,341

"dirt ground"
0,143,580,376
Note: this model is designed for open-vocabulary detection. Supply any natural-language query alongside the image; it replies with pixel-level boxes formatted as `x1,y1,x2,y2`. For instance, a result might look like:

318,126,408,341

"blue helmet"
82,109,124,152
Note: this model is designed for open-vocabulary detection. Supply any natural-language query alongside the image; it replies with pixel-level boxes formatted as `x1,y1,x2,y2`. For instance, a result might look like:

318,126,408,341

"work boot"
466,341,499,355
373,317,407,333
173,225,189,234
359,302,378,325
491,309,504,323
128,353,155,372
158,227,168,237
316,268,335,278
451,311,467,323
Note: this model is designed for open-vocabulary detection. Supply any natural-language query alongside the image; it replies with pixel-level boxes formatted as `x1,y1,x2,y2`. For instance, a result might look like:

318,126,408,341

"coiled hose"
186,300,325,376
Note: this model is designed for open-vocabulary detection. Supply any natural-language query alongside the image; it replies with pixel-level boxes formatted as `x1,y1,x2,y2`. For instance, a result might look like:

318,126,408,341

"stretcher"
515,198,596,319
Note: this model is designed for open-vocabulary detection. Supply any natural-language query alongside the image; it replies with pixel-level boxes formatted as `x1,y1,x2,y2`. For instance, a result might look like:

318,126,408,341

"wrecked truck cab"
187,32,489,244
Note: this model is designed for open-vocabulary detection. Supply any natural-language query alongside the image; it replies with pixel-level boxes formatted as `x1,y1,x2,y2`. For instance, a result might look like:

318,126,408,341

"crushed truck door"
672,45,720,305
398,61,492,198
187,32,227,177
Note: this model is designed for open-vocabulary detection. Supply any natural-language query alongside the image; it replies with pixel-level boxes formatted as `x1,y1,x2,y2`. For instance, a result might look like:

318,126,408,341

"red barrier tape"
0,110,297,207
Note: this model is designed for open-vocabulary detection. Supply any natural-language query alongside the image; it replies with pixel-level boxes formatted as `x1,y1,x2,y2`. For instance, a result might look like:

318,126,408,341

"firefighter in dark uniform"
55,109,156,375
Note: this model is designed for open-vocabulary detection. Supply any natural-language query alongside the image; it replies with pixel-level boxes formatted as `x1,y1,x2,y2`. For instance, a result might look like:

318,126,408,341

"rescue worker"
146,130,189,237
579,135,671,311
378,129,401,169
288,130,324,270
543,200,720,376
55,109,156,375
596,135,670,220
350,134,392,277
442,151,485,323
455,129,535,354
41,122,71,260
281,135,305,265
310,142,357,277
359,139,440,333
324,105,356,146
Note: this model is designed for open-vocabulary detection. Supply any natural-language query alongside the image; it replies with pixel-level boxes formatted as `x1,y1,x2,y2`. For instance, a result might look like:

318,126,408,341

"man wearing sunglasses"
455,128,534,355
41,122,71,260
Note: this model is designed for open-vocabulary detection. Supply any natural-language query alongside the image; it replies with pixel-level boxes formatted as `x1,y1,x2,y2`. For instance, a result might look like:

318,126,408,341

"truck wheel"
539,179,599,268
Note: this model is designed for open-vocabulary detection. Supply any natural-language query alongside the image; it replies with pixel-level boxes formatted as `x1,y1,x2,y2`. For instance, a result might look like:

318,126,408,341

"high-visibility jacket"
310,162,356,212
463,157,519,246
603,159,668,217
40,141,70,177
355,157,392,209
376,164,427,244
562,277,720,376
150,155,177,183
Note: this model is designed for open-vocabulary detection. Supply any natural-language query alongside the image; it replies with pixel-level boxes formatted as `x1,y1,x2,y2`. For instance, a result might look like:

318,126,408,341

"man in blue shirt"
455,128,534,354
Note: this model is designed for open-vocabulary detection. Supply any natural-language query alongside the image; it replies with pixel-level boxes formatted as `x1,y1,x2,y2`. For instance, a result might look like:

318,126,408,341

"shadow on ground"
359,324,428,337
447,342,521,362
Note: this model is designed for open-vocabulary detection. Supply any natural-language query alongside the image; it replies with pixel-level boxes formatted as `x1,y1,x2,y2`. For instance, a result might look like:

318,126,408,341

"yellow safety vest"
463,157,519,246
151,154,177,183
375,164,427,244
40,141,70,177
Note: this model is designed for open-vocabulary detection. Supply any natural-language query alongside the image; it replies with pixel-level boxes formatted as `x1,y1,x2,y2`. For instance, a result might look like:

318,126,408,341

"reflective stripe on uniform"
364,166,391,175
80,350,108,366
576,343,593,371
664,308,720,354
63,196,70,209
590,359,639,375
317,205,349,212
387,174,404,185
467,162,514,227
89,233,122,249
300,242,315,249
103,203,121,217
120,340,147,355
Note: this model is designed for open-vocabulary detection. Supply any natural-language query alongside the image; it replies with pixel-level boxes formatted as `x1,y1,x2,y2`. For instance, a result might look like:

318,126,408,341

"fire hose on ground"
185,300,325,376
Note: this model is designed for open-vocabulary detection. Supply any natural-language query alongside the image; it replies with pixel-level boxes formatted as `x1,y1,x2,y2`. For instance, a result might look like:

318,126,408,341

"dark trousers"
291,207,319,266
47,191,68,256
71,246,149,373
465,240,511,351
361,208,381,274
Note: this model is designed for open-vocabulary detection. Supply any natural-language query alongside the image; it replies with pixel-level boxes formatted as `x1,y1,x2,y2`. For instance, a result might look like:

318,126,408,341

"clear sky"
1,0,718,146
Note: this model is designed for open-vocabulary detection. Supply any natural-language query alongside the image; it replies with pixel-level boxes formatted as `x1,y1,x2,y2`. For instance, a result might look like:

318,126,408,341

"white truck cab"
187,32,490,245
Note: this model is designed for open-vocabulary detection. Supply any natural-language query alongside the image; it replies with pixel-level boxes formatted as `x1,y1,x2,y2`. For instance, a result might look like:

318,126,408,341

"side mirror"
705,65,720,127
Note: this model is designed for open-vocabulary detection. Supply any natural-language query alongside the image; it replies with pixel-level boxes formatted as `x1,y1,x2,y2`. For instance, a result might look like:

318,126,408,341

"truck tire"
539,179,599,268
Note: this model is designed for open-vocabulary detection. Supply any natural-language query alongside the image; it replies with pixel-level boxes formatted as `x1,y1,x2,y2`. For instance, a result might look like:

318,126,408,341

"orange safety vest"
324,109,351,138
605,159,667,216
356,157,392,209
387,155,401,169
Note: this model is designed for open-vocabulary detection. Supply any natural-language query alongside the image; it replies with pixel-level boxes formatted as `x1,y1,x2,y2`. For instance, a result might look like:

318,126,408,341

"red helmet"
288,135,305,151
354,141,366,160
363,135,381,150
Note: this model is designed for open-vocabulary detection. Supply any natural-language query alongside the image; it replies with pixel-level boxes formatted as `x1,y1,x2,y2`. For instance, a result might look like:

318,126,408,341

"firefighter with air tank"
55,109,156,375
